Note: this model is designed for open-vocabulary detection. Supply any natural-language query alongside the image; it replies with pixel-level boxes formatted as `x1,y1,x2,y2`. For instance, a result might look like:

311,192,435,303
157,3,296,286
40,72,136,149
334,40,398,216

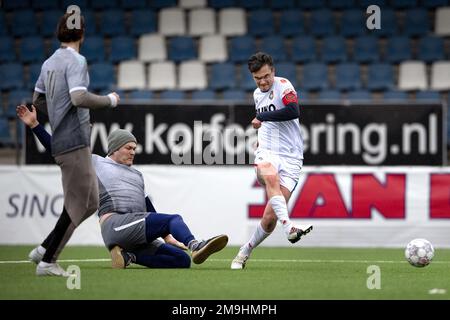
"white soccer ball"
405,238,434,268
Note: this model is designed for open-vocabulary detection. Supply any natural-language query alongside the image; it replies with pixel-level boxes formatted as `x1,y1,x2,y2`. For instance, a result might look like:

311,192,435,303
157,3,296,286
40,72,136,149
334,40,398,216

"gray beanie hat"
107,129,137,156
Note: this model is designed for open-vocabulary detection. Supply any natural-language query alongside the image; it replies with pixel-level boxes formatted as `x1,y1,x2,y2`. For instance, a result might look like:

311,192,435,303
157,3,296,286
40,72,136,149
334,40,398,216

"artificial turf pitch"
0,245,449,300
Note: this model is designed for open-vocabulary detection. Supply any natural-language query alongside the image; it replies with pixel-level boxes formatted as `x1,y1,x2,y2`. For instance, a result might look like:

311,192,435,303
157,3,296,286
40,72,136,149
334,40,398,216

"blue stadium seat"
0,12,6,36
168,37,197,62
130,10,157,36
160,90,186,100
309,9,335,37
209,63,236,90
80,10,96,36
236,0,265,9
383,90,408,101
238,65,256,91
6,89,31,117
347,90,372,101
420,0,448,8
88,63,115,91
208,0,236,8
61,0,88,10
367,63,394,91
340,9,366,37
390,0,417,8
81,36,105,63
318,89,341,101
370,9,398,37
248,10,275,36
353,36,379,63
359,0,386,6
291,36,316,63
268,0,295,9
32,0,59,9
302,62,328,91
27,63,42,89
100,9,125,36
0,118,13,146
2,0,29,10
404,9,429,37
260,36,287,62
41,10,62,37
20,36,45,63
0,36,16,62
276,62,298,87
11,10,37,37
385,36,411,63
229,36,256,63
417,36,444,63
128,90,154,100
191,90,216,100
0,63,24,90
329,0,355,9
109,36,136,63
415,91,441,101
121,0,148,9
321,36,347,63
91,0,118,9
222,89,247,100
279,10,305,37
297,0,326,9
335,63,361,91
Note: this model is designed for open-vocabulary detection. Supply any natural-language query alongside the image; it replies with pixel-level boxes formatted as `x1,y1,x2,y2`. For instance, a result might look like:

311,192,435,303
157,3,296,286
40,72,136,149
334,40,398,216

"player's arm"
16,105,52,153
255,91,300,122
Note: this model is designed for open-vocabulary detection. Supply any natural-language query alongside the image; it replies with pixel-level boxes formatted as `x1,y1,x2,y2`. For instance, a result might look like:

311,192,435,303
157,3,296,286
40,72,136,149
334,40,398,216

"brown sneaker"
110,246,131,269
191,235,228,264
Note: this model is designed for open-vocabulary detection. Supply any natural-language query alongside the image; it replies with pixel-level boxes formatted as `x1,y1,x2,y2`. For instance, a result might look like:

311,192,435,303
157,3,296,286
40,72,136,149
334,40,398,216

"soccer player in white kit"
231,52,313,270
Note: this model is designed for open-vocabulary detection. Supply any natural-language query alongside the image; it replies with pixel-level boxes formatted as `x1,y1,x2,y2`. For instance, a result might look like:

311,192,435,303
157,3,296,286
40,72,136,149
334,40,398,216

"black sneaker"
191,235,228,264
111,246,133,269
288,225,313,244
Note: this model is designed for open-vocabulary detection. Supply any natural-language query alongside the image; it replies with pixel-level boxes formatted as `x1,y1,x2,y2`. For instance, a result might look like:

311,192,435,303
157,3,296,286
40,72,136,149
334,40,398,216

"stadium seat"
138,34,167,62
199,35,227,63
160,90,185,100
335,63,361,91
238,65,256,91
268,0,295,9
275,62,298,87
117,60,146,91
130,10,157,37
209,63,236,90
178,61,207,90
120,0,147,9
218,8,247,36
390,0,417,8
248,9,275,36
80,10,96,36
191,89,216,100
291,36,316,63
189,8,216,36
100,9,125,36
370,9,397,37
340,9,366,37
208,0,236,8
309,9,335,37
19,36,45,63
91,0,117,9
0,36,15,62
27,63,42,89
383,90,408,101
11,10,37,37
149,0,177,9
403,8,429,37
89,63,115,91
366,63,394,91
417,36,445,63
81,36,105,63
430,61,450,91
318,89,341,101
61,0,88,10
2,0,29,10
385,36,412,63
6,89,31,117
179,0,207,8
168,37,197,62
222,89,248,101
0,12,6,36
159,8,186,36
109,36,136,63
235,0,264,9
301,62,328,91
297,0,326,9
41,10,61,37
347,90,372,101
148,61,176,91
420,0,448,8
321,36,347,63
279,10,305,37
415,91,441,101
353,36,379,63
0,118,13,146
398,61,427,91
229,36,256,63
435,7,450,36
128,90,154,100
0,63,24,90
260,36,287,62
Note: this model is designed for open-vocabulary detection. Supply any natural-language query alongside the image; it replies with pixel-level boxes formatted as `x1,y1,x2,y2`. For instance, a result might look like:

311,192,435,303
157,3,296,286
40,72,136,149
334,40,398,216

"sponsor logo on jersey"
269,90,274,100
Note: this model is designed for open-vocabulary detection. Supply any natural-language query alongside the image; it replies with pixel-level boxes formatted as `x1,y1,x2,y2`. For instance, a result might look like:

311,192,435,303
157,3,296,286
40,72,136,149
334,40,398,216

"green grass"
1,245,449,300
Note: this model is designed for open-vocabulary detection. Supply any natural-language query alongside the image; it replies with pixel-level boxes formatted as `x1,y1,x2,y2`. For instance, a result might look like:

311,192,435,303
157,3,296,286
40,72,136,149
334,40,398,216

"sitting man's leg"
131,241,191,268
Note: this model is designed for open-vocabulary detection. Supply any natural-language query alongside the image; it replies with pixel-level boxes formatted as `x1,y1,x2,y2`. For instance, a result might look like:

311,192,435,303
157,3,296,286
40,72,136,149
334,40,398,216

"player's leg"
132,243,191,268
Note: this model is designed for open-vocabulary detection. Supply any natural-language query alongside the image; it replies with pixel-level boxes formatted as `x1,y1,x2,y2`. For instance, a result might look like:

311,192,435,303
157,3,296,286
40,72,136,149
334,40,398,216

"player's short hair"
56,12,85,43
248,52,274,73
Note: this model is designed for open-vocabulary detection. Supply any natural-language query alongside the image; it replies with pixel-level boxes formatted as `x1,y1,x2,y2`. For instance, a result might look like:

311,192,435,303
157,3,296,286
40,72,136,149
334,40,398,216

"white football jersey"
253,76,304,160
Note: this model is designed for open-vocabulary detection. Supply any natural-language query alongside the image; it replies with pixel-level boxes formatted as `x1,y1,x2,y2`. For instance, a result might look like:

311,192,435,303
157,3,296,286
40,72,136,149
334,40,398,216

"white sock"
269,195,293,236
37,245,46,255
240,223,271,256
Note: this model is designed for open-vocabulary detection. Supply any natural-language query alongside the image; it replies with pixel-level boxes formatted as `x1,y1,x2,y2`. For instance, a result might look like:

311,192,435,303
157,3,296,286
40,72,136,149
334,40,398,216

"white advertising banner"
0,165,449,248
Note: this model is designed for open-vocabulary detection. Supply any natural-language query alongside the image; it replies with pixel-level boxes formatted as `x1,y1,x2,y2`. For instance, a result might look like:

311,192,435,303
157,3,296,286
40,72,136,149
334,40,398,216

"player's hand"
251,117,261,129
163,234,188,250
107,92,120,107
16,104,39,128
